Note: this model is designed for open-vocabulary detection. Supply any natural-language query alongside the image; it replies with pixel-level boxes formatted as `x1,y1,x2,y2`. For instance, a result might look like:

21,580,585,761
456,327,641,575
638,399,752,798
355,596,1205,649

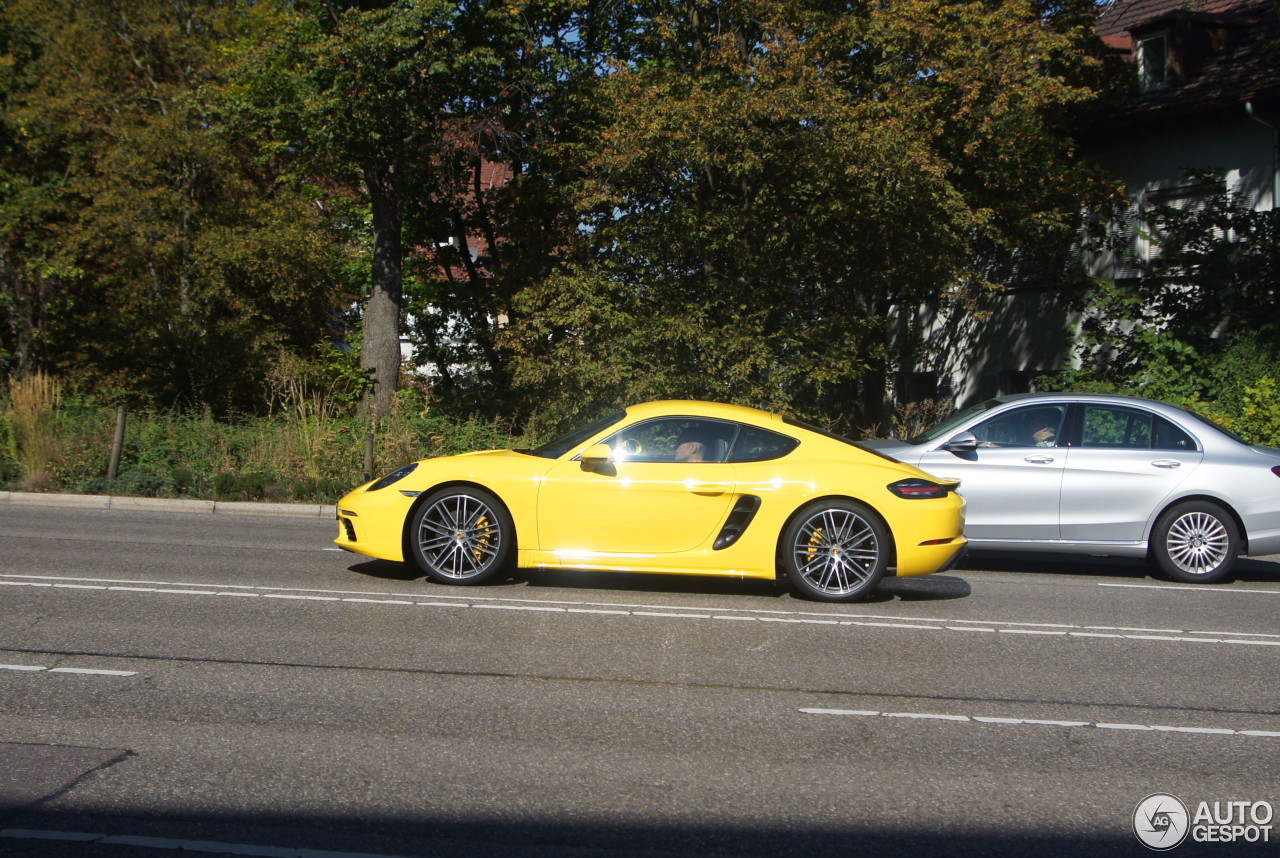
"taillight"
888,478,949,499
1273,467,1280,479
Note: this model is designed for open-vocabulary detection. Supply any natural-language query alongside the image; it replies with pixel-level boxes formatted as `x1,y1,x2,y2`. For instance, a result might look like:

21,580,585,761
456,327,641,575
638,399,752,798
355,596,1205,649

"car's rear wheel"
409,487,514,585
782,500,888,602
1150,500,1237,584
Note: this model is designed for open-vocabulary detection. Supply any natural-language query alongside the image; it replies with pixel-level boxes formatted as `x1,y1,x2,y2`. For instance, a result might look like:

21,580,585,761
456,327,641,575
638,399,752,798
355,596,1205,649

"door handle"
1151,459,1182,469
1023,456,1055,464
687,481,730,495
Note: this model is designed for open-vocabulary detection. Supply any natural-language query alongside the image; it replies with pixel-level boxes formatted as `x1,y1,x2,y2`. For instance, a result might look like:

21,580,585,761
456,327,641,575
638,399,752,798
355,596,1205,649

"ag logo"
1134,793,1190,850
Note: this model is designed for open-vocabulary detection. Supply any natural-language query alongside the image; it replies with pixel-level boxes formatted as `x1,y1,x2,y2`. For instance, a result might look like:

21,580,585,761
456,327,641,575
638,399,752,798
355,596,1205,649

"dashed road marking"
1101,582,1280,596
800,708,1280,739
1,663,135,677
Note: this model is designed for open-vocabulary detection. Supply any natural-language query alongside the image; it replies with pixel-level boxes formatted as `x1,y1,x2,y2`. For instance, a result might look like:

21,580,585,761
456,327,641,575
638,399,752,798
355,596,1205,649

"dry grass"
6,372,62,490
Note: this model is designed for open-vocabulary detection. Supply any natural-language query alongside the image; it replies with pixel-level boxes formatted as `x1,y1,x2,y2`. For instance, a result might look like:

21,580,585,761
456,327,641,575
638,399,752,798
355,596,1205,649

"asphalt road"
0,500,1277,857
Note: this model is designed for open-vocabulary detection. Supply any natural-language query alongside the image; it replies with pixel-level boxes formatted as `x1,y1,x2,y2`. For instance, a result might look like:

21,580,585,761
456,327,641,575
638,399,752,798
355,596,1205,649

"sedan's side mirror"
941,431,979,452
580,443,614,472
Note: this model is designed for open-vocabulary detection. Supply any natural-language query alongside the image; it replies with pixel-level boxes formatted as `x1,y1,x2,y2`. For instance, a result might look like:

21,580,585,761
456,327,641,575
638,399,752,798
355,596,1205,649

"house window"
1142,178,1225,272
1137,33,1169,91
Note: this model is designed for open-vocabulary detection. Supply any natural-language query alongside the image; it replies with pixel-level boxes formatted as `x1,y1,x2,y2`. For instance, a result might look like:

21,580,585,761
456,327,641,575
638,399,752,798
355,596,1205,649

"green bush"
1234,377,1280,448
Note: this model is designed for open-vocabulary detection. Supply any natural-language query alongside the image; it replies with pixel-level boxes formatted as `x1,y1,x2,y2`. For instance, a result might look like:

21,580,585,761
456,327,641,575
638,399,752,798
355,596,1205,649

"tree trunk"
362,160,404,418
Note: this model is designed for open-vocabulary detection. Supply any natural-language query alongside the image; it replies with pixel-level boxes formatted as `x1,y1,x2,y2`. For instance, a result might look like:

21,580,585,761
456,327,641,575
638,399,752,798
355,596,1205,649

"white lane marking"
999,629,1066,636
474,604,565,613
3,573,1278,649
0,828,417,857
800,708,1280,739
1,663,136,676
1101,582,1280,596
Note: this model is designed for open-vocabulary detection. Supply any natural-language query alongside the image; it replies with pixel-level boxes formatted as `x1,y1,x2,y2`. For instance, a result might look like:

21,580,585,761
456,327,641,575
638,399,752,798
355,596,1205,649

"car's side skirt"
966,538,1149,559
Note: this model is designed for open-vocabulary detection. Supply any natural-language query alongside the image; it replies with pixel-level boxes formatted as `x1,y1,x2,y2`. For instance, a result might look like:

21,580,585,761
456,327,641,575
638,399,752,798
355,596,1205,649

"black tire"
781,499,889,602
1149,500,1238,584
408,487,514,585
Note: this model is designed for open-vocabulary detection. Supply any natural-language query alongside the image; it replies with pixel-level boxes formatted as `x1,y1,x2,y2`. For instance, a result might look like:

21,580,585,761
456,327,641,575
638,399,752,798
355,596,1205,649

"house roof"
1090,0,1280,124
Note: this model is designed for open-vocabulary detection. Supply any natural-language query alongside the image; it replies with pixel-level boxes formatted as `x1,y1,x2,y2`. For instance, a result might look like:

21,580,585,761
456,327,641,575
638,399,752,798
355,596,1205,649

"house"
931,0,1278,408
1085,0,1279,279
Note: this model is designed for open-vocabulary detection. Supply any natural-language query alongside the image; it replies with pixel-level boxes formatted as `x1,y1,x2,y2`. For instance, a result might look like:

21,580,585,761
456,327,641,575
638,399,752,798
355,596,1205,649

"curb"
0,491,336,519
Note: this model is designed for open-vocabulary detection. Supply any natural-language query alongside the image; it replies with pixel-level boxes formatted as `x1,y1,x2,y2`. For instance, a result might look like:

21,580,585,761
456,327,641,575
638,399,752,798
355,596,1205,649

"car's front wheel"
782,499,889,602
1150,500,1238,584
409,487,514,585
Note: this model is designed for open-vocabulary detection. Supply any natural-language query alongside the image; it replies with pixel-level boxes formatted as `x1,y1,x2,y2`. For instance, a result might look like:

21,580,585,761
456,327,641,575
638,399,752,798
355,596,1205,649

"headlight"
367,463,418,491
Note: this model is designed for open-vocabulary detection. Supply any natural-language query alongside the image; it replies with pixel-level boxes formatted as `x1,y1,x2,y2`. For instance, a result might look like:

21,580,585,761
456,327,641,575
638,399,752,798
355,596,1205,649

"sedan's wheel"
782,500,889,602
409,487,514,585
1150,500,1238,584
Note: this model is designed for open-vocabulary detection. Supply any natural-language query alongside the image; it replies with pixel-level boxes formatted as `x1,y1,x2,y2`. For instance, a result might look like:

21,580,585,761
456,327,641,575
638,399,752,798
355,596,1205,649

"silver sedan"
863,392,1280,583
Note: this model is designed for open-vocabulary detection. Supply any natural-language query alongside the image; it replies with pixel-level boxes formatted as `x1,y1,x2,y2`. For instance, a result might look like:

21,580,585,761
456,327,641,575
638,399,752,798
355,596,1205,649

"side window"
972,406,1066,448
1081,406,1157,449
602,418,735,463
1153,416,1197,451
727,425,799,463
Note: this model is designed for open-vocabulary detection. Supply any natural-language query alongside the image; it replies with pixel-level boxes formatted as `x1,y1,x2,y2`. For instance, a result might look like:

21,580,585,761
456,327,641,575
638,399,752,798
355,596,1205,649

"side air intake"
714,496,762,550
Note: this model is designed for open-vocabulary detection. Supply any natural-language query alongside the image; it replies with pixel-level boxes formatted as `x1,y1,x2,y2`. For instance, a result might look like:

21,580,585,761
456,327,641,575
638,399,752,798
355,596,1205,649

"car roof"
623,400,787,425
987,391,1197,416
992,391,1162,406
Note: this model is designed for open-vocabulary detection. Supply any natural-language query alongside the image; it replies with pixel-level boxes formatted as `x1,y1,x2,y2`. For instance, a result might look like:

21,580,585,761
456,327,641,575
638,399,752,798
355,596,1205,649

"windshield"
524,411,625,459
906,399,1003,445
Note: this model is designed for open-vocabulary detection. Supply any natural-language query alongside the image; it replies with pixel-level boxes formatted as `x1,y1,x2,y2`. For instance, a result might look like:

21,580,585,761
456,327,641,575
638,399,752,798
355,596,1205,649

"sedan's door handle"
1023,455,1055,464
1151,459,1182,469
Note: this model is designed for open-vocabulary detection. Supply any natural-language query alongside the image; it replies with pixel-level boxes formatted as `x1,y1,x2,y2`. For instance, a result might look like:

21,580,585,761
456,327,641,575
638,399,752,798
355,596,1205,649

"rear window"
727,425,799,462
782,416,899,463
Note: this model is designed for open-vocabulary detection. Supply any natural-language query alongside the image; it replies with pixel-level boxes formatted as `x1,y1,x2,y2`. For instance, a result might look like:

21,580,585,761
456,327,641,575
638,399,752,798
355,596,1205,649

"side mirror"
941,431,979,452
580,443,614,472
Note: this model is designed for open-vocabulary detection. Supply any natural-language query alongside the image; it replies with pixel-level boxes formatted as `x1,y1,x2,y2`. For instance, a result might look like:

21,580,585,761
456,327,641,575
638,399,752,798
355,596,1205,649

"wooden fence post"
107,405,127,480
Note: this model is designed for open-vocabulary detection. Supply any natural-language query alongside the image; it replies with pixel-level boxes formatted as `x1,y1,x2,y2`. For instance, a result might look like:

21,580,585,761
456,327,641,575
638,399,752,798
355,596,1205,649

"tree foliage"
503,0,1118,433
0,0,351,412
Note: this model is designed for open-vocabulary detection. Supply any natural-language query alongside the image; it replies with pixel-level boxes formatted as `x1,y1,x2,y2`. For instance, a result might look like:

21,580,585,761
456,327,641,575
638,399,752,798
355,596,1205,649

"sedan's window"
971,405,1067,448
1153,416,1197,451
906,399,1003,445
727,426,800,463
601,418,737,463
1082,406,1149,447
1080,405,1196,450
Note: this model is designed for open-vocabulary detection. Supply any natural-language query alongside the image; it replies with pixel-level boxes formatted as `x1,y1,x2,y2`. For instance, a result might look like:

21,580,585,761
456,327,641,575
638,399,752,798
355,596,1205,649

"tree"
504,0,1118,433
397,0,600,417
224,0,547,417
0,0,350,410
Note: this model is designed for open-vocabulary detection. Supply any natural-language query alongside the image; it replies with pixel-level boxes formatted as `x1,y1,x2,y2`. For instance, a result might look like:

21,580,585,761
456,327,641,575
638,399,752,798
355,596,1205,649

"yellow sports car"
335,400,966,602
